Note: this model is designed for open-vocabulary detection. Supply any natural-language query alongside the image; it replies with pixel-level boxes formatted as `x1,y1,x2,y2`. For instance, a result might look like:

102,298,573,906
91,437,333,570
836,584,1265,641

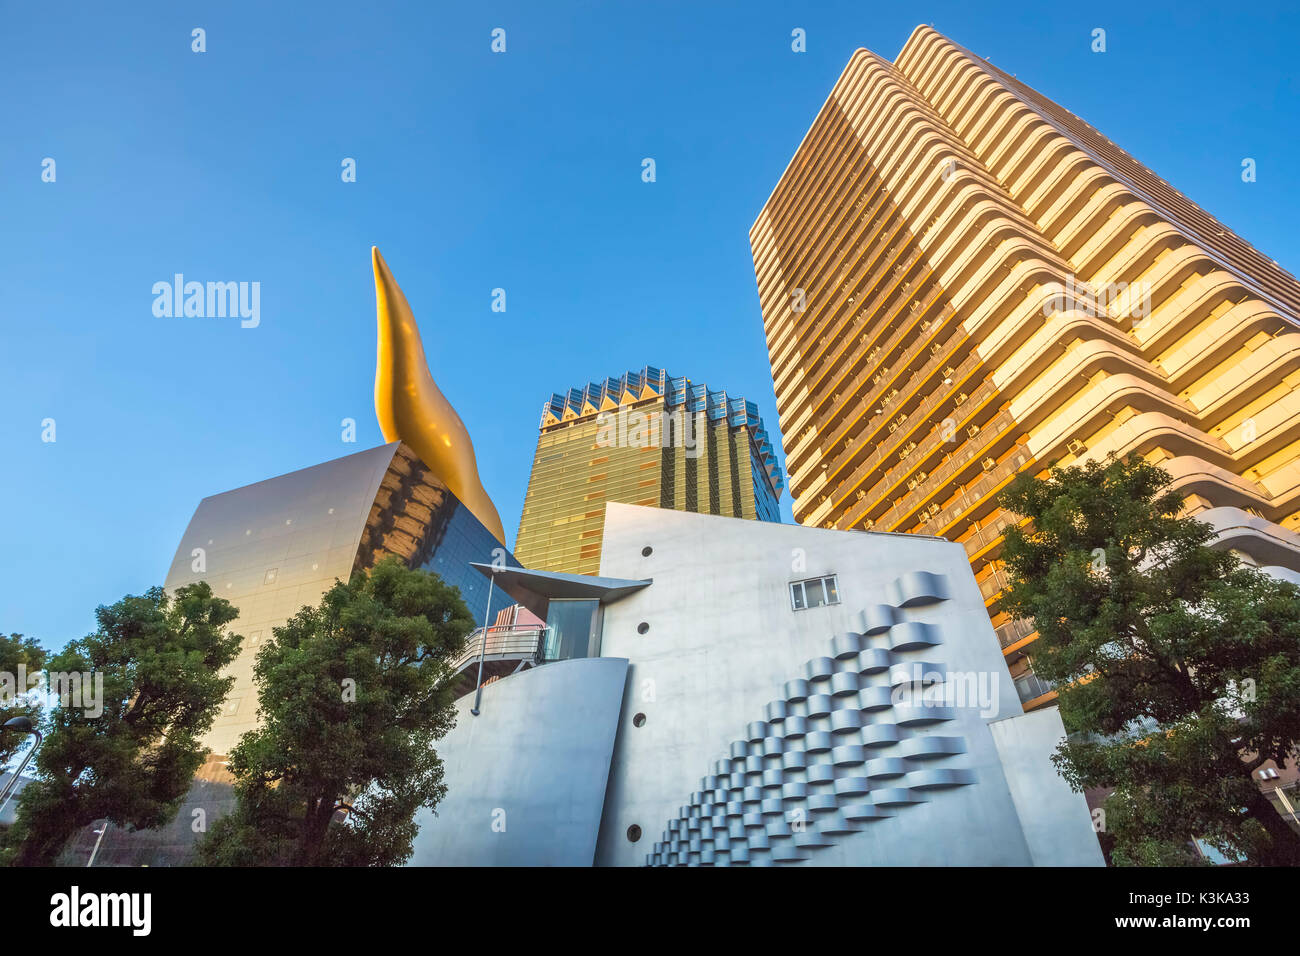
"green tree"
1,633,47,768
3,583,241,866
1000,452,1300,866
196,556,473,867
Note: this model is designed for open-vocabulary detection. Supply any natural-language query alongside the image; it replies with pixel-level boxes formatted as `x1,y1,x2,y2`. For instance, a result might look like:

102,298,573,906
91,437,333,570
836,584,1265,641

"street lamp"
470,568,499,717
87,821,110,868
0,715,43,817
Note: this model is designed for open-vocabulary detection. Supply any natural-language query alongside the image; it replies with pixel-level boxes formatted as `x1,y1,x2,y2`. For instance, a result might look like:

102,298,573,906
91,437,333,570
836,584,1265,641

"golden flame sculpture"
372,246,507,545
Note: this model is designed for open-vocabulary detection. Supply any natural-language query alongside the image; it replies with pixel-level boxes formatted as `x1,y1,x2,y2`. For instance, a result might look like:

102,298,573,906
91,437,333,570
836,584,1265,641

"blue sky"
2,0,1298,649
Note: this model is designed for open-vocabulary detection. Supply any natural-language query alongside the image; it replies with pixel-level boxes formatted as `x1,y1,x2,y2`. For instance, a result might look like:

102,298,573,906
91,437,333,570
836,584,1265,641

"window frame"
789,573,840,611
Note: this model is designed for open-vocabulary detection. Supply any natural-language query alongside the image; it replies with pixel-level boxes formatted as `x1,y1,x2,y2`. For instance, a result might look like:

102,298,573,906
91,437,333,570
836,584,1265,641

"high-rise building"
750,27,1300,710
514,367,786,575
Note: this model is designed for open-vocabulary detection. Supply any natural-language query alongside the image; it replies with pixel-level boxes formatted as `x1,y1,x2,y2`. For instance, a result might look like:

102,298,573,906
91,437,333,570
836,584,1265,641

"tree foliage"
1000,452,1300,865
3,583,241,866
1,633,47,768
196,557,473,867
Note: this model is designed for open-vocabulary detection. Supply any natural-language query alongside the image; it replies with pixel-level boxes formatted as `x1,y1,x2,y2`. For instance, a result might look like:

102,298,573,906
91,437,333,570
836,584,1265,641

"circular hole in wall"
627,824,642,843
641,546,653,557
633,712,647,728
637,622,649,635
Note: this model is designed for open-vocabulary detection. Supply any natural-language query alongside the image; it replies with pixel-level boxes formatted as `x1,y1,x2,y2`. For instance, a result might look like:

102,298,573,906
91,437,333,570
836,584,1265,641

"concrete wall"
989,708,1106,866
408,656,627,866
593,502,1101,866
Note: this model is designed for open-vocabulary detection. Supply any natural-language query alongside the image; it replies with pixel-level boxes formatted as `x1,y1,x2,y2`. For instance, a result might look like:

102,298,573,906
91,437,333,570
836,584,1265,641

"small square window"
790,574,840,611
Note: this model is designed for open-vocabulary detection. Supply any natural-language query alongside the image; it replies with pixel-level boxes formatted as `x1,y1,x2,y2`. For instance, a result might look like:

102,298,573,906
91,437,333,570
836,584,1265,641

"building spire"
372,246,507,544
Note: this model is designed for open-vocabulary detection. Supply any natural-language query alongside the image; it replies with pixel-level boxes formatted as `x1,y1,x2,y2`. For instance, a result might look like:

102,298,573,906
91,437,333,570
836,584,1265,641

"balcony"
809,280,950,471
766,165,887,302
957,507,1019,561
774,195,898,376
787,245,928,470
448,624,552,697
915,444,1032,538
977,566,1011,602
1013,671,1056,707
802,246,933,418
995,617,1036,650
827,347,990,529
853,397,1011,535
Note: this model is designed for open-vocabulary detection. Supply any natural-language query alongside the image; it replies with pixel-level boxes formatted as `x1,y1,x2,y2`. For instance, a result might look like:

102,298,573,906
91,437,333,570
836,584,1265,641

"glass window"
545,599,601,661
790,574,839,611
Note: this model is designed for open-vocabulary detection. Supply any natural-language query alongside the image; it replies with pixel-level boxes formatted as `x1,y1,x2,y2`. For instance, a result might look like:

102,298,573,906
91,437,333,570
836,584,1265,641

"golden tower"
514,368,784,575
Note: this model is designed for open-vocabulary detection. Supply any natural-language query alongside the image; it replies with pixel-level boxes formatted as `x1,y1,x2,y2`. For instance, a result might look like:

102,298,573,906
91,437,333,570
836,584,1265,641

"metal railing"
995,618,1037,650
775,202,903,415
784,234,922,463
1013,672,1055,704
803,248,933,419
449,625,551,675
977,566,1011,602
853,398,1011,535
916,440,1029,538
956,507,1018,560
829,348,992,529
806,280,949,476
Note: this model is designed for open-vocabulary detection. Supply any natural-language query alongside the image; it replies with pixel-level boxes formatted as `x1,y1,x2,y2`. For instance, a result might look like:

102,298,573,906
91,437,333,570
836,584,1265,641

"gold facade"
516,398,774,576
751,27,1300,708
